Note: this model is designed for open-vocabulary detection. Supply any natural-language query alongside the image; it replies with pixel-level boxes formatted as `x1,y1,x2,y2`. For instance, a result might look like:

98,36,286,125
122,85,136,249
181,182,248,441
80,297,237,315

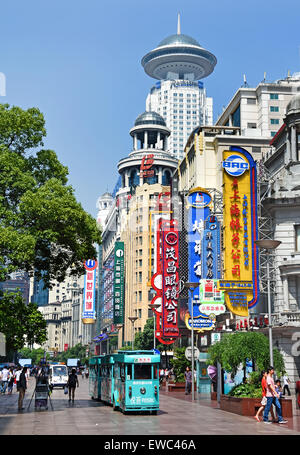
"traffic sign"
185,346,200,361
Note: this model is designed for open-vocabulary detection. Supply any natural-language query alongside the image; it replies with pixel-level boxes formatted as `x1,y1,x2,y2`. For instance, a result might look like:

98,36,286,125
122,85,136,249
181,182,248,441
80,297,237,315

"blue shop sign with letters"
187,189,211,318
201,216,221,280
222,154,249,177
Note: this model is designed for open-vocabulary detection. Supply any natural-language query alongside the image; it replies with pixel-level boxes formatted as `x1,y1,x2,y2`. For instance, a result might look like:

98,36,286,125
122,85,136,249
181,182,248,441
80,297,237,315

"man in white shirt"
282,374,291,396
1,367,9,394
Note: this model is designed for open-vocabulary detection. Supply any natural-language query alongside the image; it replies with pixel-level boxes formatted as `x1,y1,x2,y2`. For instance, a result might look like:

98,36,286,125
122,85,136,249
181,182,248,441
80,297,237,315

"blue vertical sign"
187,189,211,316
201,216,221,280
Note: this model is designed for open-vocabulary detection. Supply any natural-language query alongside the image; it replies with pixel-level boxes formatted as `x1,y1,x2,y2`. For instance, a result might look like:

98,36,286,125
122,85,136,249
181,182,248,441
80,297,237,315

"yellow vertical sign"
222,150,254,316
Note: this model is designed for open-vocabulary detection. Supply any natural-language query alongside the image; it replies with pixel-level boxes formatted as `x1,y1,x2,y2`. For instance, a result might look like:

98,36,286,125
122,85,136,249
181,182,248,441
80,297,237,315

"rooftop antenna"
243,74,249,87
177,13,181,35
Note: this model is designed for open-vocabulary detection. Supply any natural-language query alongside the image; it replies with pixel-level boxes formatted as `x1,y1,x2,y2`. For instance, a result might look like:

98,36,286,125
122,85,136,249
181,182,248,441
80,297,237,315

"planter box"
220,395,293,418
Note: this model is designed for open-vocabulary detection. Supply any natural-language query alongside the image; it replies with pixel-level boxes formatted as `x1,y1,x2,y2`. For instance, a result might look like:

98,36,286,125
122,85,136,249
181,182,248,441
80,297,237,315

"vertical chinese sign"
161,219,180,338
222,147,259,316
202,216,221,280
185,188,216,332
113,242,125,324
82,259,98,324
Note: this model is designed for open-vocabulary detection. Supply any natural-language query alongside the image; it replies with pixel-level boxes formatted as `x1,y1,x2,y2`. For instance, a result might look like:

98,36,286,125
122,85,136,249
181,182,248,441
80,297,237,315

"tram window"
120,364,125,382
126,365,133,380
134,364,152,380
153,366,158,379
113,366,119,379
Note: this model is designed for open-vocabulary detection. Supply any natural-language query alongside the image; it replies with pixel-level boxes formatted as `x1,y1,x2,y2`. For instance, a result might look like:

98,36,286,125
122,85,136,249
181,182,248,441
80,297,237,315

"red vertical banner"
162,219,180,338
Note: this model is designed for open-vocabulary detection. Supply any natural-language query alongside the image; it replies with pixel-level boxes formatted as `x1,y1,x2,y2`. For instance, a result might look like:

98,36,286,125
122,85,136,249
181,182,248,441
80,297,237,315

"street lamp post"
184,282,199,401
148,303,160,349
128,316,138,350
255,239,281,367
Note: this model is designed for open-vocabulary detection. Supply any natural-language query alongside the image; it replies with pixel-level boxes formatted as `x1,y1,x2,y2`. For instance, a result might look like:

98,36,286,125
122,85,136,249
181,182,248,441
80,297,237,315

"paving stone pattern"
0,376,299,435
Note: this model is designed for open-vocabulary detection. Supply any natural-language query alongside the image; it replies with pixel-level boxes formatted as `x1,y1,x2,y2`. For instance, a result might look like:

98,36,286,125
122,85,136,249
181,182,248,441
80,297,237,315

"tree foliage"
0,291,47,356
0,103,101,287
169,347,191,383
54,344,90,366
206,331,285,376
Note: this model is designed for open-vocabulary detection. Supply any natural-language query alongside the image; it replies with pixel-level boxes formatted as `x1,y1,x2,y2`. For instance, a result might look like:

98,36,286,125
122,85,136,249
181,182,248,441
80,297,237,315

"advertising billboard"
185,188,217,332
161,219,180,338
222,147,259,316
113,242,125,324
82,259,97,324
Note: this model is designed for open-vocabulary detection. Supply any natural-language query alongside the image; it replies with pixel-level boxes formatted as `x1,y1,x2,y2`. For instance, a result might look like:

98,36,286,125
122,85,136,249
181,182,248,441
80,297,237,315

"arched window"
162,170,171,185
146,167,158,185
129,169,139,187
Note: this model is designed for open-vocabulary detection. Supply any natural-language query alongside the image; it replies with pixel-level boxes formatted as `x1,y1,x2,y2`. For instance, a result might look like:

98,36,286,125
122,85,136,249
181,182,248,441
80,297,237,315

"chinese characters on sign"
82,259,98,324
113,242,125,324
202,216,221,280
140,154,155,178
222,148,259,316
162,219,180,338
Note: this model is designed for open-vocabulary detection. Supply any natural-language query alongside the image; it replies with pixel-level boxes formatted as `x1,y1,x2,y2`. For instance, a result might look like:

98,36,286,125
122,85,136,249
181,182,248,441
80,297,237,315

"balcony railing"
272,312,300,326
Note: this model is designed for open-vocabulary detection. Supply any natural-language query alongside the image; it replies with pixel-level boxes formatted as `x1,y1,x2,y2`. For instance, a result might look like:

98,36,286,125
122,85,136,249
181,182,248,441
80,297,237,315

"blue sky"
1,0,299,217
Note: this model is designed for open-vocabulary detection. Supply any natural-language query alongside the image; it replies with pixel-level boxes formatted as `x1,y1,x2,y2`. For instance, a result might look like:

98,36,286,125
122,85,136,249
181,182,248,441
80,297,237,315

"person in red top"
263,366,288,424
254,371,274,422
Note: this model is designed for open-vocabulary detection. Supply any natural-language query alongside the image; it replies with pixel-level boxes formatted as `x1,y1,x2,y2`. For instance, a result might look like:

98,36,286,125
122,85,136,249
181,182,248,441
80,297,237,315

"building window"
247,123,257,129
270,94,279,100
295,225,300,251
271,131,277,137
252,147,261,154
232,105,241,127
270,119,279,125
270,106,279,112
247,98,256,104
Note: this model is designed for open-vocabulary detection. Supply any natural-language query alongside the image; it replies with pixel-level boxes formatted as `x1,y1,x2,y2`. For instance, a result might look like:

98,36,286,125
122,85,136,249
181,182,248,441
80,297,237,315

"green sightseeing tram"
88,355,103,400
89,350,160,414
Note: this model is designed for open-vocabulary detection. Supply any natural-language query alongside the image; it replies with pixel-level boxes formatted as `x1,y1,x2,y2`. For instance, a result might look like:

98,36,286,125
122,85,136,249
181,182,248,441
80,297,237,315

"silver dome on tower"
141,14,217,81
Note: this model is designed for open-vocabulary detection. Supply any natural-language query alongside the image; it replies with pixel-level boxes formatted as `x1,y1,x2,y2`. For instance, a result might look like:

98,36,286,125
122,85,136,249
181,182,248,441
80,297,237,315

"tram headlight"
140,387,146,394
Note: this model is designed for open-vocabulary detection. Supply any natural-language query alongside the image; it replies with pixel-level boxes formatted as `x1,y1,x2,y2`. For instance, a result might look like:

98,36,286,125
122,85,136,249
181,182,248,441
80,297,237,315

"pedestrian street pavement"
0,375,299,437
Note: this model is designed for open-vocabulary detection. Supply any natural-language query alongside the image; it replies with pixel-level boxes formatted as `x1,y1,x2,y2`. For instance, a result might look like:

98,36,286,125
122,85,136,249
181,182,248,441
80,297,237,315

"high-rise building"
141,15,217,161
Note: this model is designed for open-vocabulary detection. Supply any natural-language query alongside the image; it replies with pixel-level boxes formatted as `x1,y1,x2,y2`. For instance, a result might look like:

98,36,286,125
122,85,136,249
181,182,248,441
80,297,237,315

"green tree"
169,347,191,383
0,103,101,287
18,347,49,365
0,291,47,358
55,344,90,366
134,317,155,350
206,331,285,376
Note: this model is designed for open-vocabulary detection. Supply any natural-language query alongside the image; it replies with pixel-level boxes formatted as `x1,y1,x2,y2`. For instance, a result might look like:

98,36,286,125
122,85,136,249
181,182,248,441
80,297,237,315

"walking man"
263,366,287,424
1,366,9,394
282,373,291,396
18,367,27,411
67,368,79,403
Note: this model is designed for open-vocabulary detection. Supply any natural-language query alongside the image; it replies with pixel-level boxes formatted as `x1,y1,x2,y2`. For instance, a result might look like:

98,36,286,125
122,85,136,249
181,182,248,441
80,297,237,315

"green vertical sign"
113,241,125,324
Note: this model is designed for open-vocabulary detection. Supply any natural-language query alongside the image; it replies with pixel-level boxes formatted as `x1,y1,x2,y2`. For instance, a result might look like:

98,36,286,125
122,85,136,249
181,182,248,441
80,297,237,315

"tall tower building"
141,15,217,161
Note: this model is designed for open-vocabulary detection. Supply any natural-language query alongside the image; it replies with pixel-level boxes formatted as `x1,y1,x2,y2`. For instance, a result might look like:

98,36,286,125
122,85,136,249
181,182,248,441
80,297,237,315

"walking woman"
254,371,275,422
